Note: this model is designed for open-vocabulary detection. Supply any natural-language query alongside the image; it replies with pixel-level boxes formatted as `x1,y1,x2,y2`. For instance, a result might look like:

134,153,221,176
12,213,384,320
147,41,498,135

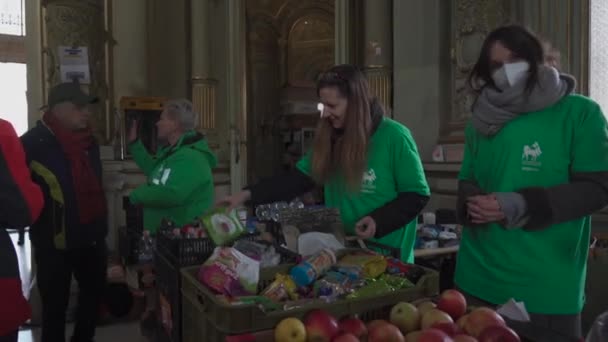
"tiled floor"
8,231,145,342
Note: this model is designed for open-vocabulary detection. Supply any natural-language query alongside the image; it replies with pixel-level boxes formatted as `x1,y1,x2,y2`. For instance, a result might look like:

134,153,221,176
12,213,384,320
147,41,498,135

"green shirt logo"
361,168,377,193
521,141,542,171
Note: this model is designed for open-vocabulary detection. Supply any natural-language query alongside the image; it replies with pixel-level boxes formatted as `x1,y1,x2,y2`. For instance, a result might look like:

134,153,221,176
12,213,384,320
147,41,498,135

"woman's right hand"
128,120,138,143
217,190,252,211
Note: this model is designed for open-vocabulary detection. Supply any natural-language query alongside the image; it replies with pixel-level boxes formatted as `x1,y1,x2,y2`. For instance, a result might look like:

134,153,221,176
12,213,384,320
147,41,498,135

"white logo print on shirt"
361,168,377,193
522,142,542,171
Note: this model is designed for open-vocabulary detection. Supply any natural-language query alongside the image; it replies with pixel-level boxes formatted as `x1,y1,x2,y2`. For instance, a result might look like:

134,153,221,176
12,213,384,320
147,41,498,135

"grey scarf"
471,65,576,136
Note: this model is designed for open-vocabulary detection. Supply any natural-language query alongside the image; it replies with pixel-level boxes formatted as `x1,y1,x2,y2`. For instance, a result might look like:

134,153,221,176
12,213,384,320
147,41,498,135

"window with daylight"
0,0,25,36
590,0,608,116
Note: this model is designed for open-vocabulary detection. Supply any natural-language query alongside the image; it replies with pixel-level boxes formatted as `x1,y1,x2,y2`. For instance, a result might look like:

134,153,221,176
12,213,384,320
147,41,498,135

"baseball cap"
42,82,99,110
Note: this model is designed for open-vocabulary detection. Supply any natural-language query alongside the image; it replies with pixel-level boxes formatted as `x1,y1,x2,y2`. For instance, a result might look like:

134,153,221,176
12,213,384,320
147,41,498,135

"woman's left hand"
355,216,377,239
467,194,505,224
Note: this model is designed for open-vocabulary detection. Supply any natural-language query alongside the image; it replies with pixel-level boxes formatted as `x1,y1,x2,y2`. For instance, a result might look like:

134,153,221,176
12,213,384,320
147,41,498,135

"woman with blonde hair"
220,64,430,262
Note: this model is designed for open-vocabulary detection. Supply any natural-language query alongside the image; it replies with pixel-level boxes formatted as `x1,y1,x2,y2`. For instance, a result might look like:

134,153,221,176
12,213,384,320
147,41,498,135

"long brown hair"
311,64,373,190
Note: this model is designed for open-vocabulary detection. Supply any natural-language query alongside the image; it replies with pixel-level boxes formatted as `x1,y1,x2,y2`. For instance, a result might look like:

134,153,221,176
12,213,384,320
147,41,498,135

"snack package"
198,247,260,297
346,278,395,300
379,274,415,289
337,252,388,278
385,257,413,275
261,274,298,302
313,271,352,299
201,207,246,246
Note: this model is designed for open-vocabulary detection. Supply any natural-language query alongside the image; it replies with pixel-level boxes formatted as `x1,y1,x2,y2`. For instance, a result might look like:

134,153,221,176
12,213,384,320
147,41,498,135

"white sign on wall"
58,46,91,84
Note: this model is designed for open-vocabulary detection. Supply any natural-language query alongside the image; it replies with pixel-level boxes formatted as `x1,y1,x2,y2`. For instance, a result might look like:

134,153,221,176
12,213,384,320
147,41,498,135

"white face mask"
491,61,530,89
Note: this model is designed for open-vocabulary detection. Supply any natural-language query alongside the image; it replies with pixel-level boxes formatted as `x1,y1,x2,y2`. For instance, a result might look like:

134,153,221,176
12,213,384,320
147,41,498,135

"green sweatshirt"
128,131,217,233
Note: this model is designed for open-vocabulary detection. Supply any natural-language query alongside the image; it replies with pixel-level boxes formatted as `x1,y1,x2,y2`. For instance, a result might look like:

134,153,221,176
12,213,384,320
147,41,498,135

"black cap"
43,82,99,110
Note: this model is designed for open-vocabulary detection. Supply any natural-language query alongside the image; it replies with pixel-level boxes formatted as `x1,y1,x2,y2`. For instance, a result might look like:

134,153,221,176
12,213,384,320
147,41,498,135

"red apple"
464,308,505,337
478,325,520,342
417,328,454,342
454,335,478,342
304,309,340,342
368,323,405,342
332,333,360,342
437,290,468,320
421,309,454,330
367,319,390,333
431,322,462,337
339,317,367,339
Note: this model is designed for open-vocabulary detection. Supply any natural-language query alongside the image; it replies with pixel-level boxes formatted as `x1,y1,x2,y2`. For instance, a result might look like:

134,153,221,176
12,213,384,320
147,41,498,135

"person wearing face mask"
455,25,608,341
219,64,430,262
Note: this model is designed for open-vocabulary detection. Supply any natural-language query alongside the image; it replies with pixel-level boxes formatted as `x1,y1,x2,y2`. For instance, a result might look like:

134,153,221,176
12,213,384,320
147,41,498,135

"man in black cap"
21,82,108,342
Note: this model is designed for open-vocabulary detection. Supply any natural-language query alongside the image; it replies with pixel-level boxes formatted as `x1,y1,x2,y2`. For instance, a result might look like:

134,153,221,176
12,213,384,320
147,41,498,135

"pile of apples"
273,289,521,342
389,289,520,342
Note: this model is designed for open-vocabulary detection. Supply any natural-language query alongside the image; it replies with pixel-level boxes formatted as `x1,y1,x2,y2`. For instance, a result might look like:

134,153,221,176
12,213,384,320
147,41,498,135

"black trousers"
0,331,17,342
35,242,107,342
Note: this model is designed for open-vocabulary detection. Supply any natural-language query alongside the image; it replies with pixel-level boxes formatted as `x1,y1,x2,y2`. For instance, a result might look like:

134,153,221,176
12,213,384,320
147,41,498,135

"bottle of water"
587,310,608,342
137,230,154,264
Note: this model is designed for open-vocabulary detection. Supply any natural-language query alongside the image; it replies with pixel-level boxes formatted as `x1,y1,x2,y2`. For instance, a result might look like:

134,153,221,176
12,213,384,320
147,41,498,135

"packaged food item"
289,249,337,287
379,274,415,289
261,274,298,302
313,271,352,299
201,207,246,246
346,279,395,300
337,252,387,278
385,257,413,275
198,247,260,297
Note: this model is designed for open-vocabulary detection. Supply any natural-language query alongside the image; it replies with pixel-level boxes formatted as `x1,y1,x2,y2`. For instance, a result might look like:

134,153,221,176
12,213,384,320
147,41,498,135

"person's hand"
467,194,505,224
216,190,251,211
355,216,377,239
128,120,138,143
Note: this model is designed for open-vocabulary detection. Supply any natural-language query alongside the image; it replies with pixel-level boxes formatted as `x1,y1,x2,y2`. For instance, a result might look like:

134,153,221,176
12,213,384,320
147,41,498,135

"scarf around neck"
43,112,106,224
471,65,576,136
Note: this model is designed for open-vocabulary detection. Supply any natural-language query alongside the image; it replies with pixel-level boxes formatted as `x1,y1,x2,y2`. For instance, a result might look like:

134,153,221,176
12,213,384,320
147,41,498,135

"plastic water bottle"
587,310,608,342
137,230,154,264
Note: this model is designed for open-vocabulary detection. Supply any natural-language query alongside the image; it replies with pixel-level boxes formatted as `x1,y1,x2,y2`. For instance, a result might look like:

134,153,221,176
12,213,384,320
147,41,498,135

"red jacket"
0,119,43,335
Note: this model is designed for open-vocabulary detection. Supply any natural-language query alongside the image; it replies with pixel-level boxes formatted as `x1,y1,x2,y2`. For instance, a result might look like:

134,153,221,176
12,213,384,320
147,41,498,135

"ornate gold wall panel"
41,0,113,143
364,66,392,116
192,78,217,130
440,0,512,143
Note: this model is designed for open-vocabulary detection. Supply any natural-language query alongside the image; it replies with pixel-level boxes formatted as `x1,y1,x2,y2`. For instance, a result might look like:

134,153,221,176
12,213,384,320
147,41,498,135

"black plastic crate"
118,226,142,265
123,196,144,232
156,232,264,268
155,239,299,342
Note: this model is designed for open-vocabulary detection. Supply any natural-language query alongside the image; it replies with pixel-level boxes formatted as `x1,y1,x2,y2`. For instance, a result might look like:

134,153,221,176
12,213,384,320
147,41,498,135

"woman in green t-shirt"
219,64,430,262
456,25,608,341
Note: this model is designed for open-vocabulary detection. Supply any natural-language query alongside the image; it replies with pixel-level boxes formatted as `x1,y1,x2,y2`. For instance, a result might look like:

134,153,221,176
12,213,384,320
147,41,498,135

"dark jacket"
0,119,44,335
21,121,107,251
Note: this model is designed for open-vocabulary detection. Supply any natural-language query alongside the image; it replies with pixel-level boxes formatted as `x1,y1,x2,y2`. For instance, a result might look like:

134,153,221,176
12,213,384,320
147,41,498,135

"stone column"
334,0,353,65
41,0,113,143
362,0,393,114
191,0,218,132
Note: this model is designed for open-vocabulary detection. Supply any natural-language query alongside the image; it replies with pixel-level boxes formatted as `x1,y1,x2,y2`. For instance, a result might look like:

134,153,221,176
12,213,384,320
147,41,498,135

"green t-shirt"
297,118,430,262
456,94,608,314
